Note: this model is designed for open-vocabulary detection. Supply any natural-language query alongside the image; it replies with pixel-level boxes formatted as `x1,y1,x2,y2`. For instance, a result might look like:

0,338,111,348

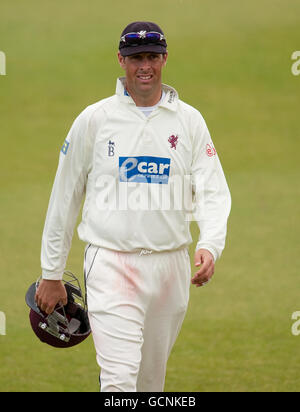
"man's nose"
139,57,151,70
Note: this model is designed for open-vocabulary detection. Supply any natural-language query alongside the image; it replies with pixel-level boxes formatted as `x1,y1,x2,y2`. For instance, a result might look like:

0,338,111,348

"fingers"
41,301,56,315
194,256,203,268
34,291,42,310
34,280,67,315
191,262,214,287
194,258,211,277
35,291,56,314
192,250,215,287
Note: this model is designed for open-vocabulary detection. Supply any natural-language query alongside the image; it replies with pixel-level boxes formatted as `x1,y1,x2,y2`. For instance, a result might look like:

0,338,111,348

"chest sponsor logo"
119,156,171,184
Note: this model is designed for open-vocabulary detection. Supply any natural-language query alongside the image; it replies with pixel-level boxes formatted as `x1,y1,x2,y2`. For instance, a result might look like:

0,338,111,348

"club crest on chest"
168,134,179,150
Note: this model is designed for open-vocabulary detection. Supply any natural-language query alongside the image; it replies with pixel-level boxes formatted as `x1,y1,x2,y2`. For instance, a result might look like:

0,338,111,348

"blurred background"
0,0,299,392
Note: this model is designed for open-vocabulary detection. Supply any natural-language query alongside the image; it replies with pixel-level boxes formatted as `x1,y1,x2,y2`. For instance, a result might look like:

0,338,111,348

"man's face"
118,52,168,99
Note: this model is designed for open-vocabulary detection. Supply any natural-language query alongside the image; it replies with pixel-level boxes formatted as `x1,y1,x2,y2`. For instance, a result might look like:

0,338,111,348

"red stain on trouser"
114,252,140,300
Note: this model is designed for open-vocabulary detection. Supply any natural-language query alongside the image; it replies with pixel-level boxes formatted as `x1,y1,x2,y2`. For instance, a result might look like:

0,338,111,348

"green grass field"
1,0,300,392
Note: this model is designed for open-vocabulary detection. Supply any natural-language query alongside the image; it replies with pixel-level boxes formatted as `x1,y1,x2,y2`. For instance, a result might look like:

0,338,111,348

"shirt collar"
115,77,178,112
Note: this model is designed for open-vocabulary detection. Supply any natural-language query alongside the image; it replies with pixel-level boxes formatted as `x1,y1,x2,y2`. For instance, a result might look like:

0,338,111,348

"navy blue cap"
119,21,167,57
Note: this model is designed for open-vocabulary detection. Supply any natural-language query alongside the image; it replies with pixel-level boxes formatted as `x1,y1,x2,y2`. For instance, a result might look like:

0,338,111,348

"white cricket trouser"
84,245,191,392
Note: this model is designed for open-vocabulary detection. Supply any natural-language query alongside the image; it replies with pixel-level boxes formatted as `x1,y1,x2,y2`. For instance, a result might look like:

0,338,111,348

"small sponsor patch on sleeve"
206,142,216,157
61,140,70,155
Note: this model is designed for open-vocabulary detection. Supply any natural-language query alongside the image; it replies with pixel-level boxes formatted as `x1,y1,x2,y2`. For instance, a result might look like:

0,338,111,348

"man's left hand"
191,249,215,287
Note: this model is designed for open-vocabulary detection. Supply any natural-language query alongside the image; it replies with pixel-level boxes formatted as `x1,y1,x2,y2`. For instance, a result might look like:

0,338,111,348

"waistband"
86,244,188,257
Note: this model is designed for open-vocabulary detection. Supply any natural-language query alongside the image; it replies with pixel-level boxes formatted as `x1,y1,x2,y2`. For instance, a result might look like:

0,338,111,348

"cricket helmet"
25,271,91,348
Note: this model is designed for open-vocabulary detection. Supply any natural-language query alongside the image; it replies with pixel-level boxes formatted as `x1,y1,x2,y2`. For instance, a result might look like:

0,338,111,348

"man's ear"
118,52,126,69
162,52,168,67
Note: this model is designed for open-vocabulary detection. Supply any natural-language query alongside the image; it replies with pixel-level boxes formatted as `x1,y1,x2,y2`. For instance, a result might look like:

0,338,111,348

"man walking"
35,21,231,392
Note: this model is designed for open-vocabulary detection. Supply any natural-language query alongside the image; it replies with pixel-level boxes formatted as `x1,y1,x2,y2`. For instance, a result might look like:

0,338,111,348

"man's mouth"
137,74,152,81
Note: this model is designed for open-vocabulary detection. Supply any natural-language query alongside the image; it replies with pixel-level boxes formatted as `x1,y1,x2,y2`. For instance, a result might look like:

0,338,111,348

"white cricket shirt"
41,78,231,280
137,91,166,117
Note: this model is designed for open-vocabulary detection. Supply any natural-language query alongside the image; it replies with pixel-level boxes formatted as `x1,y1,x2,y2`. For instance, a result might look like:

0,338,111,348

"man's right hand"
35,279,68,315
